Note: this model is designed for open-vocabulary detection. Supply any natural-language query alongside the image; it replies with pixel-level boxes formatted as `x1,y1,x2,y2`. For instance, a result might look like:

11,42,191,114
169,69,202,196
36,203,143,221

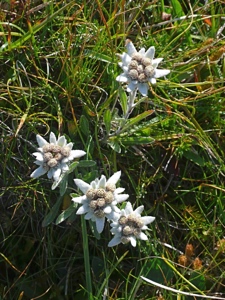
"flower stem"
81,215,93,299
109,89,138,138
95,116,108,175
124,89,137,119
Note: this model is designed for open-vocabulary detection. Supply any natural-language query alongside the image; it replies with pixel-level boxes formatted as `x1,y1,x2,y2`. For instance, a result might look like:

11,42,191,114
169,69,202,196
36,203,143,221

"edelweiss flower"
72,171,129,233
108,201,155,247
30,132,86,181
116,39,170,96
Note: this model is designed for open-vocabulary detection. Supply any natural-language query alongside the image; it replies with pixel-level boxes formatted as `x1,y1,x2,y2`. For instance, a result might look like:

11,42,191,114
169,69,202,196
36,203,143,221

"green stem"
95,118,108,176
81,216,93,299
210,0,216,37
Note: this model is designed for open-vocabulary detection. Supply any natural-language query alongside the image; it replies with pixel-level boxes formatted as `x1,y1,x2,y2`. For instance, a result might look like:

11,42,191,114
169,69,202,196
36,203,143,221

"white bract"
108,201,155,247
72,171,129,233
30,132,86,181
116,40,170,96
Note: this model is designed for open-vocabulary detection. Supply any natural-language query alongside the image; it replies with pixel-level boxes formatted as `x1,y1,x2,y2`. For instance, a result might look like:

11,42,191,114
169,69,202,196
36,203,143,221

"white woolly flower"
72,171,129,233
108,201,155,247
116,39,170,96
30,132,86,182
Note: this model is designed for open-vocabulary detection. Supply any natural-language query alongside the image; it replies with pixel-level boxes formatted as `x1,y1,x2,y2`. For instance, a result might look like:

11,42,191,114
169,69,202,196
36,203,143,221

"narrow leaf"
55,203,78,225
119,86,128,116
85,50,113,63
182,150,205,166
103,109,112,134
59,174,68,196
171,0,184,17
78,160,96,168
121,136,154,145
120,110,154,133
79,115,90,136
42,197,63,227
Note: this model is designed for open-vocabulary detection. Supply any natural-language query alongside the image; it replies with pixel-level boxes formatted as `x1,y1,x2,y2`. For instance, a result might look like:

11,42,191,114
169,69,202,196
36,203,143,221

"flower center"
42,143,71,168
86,188,115,218
118,214,144,241
127,53,155,83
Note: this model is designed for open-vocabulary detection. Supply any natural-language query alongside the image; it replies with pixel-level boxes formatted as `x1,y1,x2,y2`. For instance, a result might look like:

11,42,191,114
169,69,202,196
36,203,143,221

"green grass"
1,0,225,299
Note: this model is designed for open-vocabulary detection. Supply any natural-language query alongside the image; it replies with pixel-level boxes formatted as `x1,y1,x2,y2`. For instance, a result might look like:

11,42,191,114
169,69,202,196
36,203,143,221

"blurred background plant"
0,0,225,299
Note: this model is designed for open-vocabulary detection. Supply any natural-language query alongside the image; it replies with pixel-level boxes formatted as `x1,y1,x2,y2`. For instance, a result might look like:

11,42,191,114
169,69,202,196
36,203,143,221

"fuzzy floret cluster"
72,171,129,233
108,202,155,247
116,39,170,96
30,132,86,182
73,172,155,247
